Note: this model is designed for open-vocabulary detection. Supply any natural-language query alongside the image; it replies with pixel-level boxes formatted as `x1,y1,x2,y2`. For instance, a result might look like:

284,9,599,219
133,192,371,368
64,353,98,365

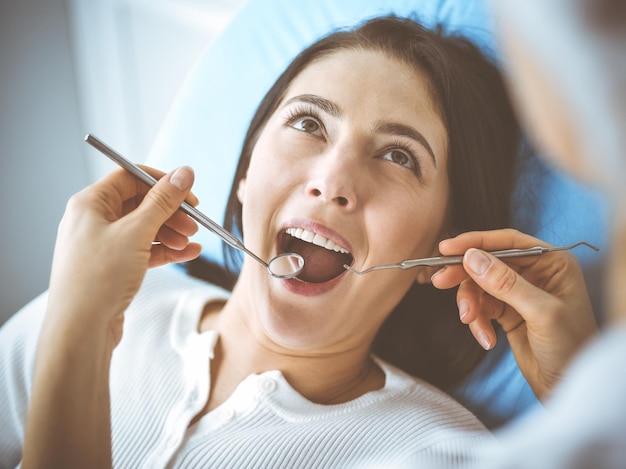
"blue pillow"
146,0,607,428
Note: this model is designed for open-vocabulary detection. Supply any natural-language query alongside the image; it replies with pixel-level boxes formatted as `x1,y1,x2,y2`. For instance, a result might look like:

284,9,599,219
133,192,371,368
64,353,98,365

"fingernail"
170,166,193,191
476,330,492,350
430,266,446,282
466,248,490,275
459,300,469,321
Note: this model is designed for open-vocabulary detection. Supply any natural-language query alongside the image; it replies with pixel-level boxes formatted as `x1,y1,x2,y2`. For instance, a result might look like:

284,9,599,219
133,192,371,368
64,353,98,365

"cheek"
371,183,449,257
240,142,301,235
247,128,304,187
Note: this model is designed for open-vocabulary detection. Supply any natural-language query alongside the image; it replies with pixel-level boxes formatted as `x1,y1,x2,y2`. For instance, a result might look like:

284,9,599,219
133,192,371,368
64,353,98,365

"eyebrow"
375,121,437,168
284,94,437,167
284,94,342,117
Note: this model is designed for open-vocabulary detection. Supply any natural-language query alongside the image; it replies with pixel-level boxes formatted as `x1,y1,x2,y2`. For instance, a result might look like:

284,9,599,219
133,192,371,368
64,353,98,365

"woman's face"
236,48,450,350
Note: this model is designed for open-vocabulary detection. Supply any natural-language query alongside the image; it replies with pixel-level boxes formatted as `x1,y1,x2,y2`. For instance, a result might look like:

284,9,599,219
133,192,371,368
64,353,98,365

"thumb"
463,248,545,329
132,166,195,238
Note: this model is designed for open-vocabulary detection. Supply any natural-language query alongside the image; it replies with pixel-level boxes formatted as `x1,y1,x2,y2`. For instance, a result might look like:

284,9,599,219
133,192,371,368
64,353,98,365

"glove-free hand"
47,165,202,343
431,229,599,399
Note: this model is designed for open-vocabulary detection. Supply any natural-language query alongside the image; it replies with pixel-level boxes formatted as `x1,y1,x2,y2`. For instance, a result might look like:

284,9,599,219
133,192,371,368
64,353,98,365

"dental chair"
146,0,608,429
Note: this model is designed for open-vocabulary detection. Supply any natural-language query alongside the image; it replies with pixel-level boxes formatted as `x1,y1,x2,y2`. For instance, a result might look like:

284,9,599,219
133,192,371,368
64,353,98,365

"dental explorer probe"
344,241,599,275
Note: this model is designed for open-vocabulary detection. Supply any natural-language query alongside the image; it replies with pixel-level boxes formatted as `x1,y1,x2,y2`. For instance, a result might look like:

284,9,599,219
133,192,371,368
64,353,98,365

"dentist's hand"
46,165,202,342
431,229,598,400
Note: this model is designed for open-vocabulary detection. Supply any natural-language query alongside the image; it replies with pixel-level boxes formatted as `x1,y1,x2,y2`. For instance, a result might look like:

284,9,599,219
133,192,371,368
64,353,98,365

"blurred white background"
0,0,247,326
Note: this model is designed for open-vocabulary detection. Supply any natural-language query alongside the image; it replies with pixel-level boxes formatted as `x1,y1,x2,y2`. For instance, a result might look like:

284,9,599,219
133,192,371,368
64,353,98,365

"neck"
200,288,384,411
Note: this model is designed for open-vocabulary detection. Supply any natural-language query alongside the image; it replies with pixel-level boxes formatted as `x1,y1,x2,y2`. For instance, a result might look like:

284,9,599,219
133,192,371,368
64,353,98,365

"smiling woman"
4,15,527,469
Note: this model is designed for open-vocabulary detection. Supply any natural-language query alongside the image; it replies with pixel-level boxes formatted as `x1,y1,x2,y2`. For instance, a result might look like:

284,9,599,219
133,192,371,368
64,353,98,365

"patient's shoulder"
122,265,230,339
377,357,488,432
0,290,48,362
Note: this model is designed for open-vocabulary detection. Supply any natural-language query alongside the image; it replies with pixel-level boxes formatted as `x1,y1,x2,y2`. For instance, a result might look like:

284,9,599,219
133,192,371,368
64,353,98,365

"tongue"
288,238,352,283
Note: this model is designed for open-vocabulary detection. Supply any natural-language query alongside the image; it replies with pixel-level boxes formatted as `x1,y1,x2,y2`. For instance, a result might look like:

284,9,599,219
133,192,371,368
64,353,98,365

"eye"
291,117,323,136
381,147,420,176
284,104,325,138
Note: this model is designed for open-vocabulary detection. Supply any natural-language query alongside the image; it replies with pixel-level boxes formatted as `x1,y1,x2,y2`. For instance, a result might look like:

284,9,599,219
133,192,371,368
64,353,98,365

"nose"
305,146,359,210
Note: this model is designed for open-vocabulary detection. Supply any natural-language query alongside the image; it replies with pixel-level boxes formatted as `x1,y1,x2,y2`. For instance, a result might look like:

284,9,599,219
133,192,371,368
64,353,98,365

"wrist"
24,309,116,468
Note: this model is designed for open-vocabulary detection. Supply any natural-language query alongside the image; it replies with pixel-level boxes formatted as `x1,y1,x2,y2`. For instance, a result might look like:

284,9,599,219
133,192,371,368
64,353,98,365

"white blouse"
0,266,490,468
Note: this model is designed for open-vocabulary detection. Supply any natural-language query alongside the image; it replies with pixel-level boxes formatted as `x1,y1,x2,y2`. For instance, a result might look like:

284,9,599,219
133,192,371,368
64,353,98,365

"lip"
276,218,354,295
280,271,348,296
277,218,353,255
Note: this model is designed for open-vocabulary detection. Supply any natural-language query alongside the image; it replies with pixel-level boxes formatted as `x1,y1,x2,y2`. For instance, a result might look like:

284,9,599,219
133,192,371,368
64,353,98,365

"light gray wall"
0,0,239,328
0,0,89,326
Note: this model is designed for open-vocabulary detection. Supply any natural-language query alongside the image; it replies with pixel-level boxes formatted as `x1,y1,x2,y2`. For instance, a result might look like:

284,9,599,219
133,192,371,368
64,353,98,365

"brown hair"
185,16,522,391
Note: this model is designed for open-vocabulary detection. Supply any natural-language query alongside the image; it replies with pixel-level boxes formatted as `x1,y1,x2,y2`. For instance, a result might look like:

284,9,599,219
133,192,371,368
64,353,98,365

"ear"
413,242,441,285
414,226,456,285
237,177,247,204
414,267,434,284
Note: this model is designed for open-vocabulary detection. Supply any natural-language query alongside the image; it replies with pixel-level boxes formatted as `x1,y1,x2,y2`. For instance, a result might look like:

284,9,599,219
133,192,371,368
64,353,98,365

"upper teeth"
285,228,349,254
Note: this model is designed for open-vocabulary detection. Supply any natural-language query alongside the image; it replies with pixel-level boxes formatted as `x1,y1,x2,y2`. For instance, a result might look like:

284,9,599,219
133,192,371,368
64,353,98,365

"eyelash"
283,104,325,136
283,105,422,178
380,140,422,178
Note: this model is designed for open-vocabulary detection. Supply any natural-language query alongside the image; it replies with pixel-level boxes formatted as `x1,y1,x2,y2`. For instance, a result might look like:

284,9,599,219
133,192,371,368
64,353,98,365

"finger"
440,229,526,253
124,198,199,237
462,248,548,326
459,278,518,350
430,264,469,289
439,229,549,269
97,167,164,203
136,164,200,208
164,210,199,237
456,279,482,323
128,166,195,242
148,242,203,268
468,316,497,350
456,278,505,324
432,228,550,289
100,166,200,211
155,225,193,251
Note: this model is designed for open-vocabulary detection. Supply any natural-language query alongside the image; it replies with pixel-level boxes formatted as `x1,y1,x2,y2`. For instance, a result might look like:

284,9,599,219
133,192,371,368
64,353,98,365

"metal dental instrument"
344,241,599,275
85,134,305,280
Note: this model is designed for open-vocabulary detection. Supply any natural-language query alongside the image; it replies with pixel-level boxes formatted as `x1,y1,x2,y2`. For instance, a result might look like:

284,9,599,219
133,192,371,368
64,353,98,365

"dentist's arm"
22,166,201,469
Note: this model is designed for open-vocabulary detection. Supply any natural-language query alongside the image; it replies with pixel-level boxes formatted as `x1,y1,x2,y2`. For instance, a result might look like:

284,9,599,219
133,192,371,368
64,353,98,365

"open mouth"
279,228,354,283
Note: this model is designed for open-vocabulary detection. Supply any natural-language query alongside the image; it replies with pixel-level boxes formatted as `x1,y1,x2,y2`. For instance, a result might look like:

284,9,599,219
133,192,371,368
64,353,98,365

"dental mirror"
267,252,306,278
85,134,305,280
